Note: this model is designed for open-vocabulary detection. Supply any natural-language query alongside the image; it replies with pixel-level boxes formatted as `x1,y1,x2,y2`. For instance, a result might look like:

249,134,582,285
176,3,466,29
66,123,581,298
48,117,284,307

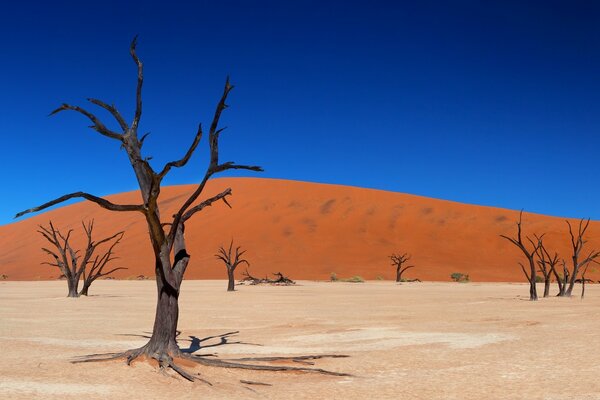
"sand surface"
2,178,600,282
1,280,599,399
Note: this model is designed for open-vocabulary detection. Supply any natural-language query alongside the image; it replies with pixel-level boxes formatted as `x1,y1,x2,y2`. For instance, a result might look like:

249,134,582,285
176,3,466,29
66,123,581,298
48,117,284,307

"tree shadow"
181,330,263,354
115,330,263,353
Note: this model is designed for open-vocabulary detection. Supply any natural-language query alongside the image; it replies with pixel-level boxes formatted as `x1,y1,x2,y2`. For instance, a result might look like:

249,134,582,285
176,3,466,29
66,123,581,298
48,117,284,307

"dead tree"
534,235,559,298
240,269,295,285
563,219,600,297
537,242,562,297
38,220,125,297
215,240,249,291
500,210,542,301
80,221,125,295
389,252,415,282
579,264,595,299
16,38,346,380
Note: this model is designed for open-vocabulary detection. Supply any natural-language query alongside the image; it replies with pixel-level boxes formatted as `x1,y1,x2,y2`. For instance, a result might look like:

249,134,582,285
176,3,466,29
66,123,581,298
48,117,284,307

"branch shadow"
180,330,264,354
115,330,263,354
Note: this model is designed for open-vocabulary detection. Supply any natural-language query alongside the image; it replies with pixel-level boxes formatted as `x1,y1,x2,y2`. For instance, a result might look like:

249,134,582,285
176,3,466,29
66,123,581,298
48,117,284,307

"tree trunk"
528,259,538,301
67,277,80,298
80,281,90,296
543,278,550,298
227,268,235,291
395,266,401,282
145,273,181,355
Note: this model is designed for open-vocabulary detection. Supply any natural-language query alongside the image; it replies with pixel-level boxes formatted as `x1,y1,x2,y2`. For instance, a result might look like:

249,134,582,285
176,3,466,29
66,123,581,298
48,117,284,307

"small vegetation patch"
329,273,364,283
450,272,470,282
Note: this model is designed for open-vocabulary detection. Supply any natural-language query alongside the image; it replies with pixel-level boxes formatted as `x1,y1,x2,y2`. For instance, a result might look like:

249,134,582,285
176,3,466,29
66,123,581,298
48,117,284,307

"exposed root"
240,380,272,386
71,343,351,384
185,353,352,377
156,353,207,383
226,354,349,362
72,351,131,363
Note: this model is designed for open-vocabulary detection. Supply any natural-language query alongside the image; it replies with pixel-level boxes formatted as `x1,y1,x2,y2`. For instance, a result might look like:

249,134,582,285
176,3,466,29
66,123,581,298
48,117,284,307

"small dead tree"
534,235,559,298
537,242,562,297
579,264,595,299
389,252,415,282
564,219,600,297
500,210,543,301
215,240,249,291
38,220,125,297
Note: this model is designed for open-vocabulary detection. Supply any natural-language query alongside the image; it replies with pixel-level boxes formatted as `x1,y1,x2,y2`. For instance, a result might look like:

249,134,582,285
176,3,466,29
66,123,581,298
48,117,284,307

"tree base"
72,344,350,383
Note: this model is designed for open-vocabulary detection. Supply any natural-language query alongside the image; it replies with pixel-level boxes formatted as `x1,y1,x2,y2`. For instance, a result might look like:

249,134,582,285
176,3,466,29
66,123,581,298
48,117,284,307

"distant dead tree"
38,220,125,297
579,264,595,299
563,219,600,297
16,38,345,380
240,269,295,285
215,240,249,291
537,241,562,297
500,210,543,301
389,252,414,282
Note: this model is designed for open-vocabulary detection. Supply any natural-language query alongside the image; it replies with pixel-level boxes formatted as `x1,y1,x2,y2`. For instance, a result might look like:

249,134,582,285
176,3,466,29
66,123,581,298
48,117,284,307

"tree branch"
181,188,232,223
130,35,143,132
87,98,129,132
15,192,144,219
49,104,122,140
158,124,203,180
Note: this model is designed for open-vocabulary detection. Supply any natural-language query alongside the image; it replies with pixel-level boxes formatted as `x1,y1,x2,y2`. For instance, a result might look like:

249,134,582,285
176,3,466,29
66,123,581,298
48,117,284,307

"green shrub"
375,275,384,281
450,272,469,282
330,272,338,282
535,275,544,283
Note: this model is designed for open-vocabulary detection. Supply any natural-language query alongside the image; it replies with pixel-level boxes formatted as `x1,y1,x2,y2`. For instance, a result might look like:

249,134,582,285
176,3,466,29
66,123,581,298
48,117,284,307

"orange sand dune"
1,178,599,282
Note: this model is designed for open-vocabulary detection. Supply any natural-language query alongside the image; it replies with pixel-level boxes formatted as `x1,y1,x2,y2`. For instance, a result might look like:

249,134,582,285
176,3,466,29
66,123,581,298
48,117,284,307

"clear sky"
1,1,599,225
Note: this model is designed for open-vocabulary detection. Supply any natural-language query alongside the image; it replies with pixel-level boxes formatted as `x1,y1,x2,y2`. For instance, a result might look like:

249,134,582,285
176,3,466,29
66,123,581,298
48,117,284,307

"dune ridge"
1,177,599,282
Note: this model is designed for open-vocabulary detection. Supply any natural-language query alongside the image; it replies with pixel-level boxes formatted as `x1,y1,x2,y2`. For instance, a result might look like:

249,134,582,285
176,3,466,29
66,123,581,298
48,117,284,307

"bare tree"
215,240,249,291
17,38,346,380
500,211,542,301
389,253,414,282
38,220,125,297
537,241,562,297
579,263,595,299
564,219,600,297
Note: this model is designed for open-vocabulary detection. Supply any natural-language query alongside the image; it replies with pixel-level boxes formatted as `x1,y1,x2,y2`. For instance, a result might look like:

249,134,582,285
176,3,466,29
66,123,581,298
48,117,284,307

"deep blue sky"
1,1,599,225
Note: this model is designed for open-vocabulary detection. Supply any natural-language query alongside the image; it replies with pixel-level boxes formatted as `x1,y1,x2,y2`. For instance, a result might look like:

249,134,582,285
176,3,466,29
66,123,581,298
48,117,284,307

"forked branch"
49,104,122,140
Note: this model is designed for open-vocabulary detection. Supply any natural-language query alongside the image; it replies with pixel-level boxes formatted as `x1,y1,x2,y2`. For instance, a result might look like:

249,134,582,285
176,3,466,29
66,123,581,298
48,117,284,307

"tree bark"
145,265,181,355
227,268,235,291
528,259,538,301
543,278,550,298
80,282,90,296
67,277,80,298
395,266,401,283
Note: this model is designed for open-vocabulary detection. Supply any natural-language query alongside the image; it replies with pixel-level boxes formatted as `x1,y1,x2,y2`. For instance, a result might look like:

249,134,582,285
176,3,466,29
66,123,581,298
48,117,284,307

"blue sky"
1,1,599,225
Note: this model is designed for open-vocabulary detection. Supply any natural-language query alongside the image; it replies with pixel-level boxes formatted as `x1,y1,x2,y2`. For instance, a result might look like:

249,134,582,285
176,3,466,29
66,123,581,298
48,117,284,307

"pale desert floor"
1,280,599,399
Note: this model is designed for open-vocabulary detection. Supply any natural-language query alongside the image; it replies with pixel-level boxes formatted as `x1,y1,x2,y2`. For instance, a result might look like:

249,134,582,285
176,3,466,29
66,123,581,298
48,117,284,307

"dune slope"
1,178,599,282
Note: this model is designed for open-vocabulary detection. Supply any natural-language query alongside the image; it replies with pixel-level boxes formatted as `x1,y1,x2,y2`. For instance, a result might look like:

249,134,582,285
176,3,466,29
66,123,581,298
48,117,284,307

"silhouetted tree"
38,220,125,297
563,219,600,297
215,240,249,291
500,211,542,301
389,252,414,282
17,38,345,380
